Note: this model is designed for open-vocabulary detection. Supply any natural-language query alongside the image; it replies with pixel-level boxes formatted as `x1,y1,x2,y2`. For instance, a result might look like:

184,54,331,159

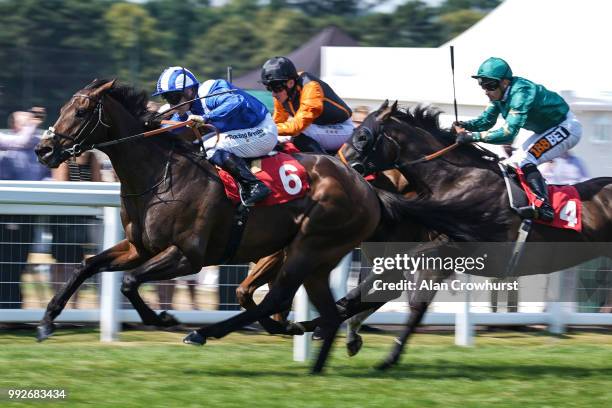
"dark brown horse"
235,169,412,329
298,101,612,369
33,79,393,373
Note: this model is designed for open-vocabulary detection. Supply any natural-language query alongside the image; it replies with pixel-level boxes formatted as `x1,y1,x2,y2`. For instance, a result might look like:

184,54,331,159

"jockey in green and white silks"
453,57,583,222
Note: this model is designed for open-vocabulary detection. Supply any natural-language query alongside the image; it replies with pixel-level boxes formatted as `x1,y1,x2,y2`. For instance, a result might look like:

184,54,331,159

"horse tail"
373,187,500,242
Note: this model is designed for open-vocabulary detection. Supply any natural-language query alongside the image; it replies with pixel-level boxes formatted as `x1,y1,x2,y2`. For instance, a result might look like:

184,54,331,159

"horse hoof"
346,334,363,357
311,326,324,341
374,358,397,371
36,323,55,342
159,311,181,327
285,322,305,336
183,331,206,346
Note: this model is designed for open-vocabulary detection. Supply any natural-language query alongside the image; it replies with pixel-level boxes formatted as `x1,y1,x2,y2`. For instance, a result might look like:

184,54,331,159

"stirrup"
238,183,270,207
536,203,554,222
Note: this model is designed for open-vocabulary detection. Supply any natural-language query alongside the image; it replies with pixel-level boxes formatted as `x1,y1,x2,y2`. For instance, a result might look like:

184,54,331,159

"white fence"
1,181,611,361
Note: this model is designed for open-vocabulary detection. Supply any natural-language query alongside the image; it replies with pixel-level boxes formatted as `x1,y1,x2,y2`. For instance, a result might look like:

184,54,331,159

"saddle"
500,163,582,232
217,143,310,207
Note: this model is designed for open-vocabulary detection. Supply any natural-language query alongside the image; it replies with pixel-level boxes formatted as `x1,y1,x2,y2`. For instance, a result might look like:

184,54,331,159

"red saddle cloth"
515,168,582,231
217,150,310,206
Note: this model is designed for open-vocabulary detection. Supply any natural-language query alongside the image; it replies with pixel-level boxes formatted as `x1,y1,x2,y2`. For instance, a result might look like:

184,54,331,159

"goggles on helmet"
478,78,500,91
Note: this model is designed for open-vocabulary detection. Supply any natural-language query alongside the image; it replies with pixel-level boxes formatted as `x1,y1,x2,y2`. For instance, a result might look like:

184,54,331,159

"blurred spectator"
0,108,48,309
351,106,370,126
539,150,589,185
49,152,102,308
0,108,50,180
157,275,199,310
218,264,249,311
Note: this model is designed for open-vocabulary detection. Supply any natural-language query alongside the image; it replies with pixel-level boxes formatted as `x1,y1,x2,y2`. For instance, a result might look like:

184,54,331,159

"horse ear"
379,99,389,111
376,100,395,122
92,79,116,97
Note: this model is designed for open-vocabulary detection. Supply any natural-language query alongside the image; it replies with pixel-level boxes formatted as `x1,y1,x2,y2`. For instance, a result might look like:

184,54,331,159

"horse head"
340,101,452,177
35,79,136,168
340,100,401,176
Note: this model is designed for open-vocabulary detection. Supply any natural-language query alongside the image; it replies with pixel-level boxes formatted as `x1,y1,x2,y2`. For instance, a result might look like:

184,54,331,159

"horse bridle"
342,116,460,174
41,93,111,157
343,121,401,174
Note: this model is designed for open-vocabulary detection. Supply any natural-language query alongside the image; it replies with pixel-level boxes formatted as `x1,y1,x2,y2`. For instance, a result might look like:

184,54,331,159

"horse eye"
75,108,87,117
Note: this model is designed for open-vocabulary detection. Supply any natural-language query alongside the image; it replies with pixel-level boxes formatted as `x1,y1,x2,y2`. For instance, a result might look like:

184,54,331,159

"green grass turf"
0,328,610,408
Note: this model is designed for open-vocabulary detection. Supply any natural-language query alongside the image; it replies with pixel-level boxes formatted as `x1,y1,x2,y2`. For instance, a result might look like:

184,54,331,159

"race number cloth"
516,169,582,231
218,152,310,206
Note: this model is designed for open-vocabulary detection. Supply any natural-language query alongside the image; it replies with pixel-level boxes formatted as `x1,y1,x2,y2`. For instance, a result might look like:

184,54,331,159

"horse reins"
339,117,460,171
43,93,219,158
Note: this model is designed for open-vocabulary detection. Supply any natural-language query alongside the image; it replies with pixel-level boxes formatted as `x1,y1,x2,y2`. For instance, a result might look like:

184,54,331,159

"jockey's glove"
451,121,466,135
455,131,482,145
187,115,207,127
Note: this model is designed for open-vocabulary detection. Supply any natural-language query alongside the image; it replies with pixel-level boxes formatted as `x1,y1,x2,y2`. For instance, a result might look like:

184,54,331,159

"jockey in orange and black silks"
261,56,353,154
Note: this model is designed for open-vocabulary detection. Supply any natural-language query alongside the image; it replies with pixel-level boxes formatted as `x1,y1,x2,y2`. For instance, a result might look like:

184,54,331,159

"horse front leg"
236,250,301,335
374,301,431,370
375,270,446,370
37,239,144,342
346,308,377,357
183,250,314,347
302,269,343,374
120,245,197,327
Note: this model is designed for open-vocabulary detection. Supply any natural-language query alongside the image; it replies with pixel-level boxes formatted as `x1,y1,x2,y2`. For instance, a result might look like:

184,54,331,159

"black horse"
300,101,612,369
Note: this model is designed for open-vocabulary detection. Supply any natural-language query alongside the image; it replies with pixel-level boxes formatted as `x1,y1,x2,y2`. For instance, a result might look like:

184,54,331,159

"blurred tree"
145,0,218,62
284,0,384,16
356,0,441,47
0,0,502,126
435,0,500,42
438,9,486,40
0,0,113,125
252,8,319,63
104,3,166,89
185,15,264,79
437,0,501,13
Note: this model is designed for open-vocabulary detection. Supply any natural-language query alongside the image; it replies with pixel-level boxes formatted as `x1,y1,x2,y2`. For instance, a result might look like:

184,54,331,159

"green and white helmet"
472,57,513,81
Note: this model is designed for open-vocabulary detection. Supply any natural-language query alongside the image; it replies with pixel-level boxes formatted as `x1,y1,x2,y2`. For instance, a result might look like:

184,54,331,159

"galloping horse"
234,169,413,330
33,79,398,373
299,101,612,369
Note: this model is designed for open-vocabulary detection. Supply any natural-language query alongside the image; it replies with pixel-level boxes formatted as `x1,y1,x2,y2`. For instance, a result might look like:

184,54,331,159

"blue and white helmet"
153,66,199,96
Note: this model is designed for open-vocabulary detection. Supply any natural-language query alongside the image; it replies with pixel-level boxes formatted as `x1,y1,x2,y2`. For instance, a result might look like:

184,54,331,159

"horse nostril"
351,162,366,175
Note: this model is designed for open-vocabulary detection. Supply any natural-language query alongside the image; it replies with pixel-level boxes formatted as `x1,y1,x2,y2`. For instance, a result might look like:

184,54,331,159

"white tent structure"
321,0,612,176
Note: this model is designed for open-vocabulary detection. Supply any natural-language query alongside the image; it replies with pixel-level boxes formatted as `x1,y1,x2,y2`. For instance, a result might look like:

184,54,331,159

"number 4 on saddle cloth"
504,165,582,232
216,144,310,206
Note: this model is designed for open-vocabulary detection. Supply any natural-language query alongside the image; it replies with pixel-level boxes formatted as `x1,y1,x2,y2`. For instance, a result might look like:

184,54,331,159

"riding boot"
211,151,271,206
292,134,327,154
522,163,554,222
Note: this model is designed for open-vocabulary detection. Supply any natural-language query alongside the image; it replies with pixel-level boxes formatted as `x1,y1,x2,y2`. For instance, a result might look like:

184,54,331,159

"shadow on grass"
0,325,98,341
180,361,612,380
339,361,612,380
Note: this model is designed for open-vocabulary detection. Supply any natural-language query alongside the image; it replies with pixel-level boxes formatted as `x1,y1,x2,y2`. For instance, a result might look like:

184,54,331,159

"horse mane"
85,79,150,123
84,79,205,162
388,104,499,164
392,105,453,141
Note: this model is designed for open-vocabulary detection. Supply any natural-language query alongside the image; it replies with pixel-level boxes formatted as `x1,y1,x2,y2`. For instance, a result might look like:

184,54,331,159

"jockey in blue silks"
153,66,277,206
